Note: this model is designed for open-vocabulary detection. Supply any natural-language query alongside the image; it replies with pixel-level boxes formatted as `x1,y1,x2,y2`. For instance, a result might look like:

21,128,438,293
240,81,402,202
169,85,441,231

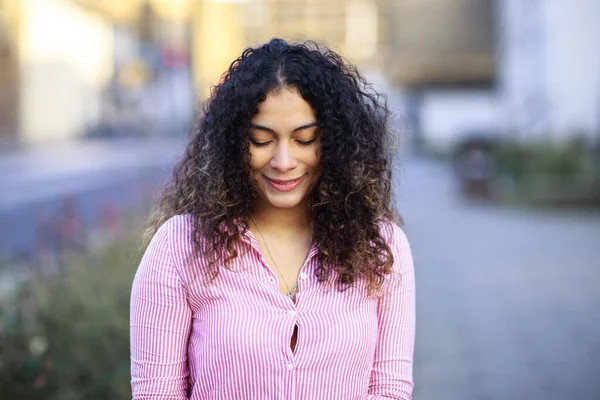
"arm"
367,224,416,400
130,221,193,399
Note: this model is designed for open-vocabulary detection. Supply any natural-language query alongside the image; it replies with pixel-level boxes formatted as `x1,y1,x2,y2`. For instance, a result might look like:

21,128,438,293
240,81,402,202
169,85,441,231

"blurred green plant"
498,138,597,176
0,239,141,400
495,137,600,206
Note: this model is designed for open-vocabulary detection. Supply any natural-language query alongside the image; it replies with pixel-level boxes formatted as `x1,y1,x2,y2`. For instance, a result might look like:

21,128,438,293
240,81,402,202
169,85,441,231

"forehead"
253,87,316,124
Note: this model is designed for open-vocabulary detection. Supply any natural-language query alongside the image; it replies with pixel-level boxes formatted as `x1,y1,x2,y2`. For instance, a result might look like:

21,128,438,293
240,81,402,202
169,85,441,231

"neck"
251,200,312,235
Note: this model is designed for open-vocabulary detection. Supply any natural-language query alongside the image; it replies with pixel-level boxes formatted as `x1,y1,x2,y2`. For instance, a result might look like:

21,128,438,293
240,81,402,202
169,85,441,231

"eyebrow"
250,122,318,133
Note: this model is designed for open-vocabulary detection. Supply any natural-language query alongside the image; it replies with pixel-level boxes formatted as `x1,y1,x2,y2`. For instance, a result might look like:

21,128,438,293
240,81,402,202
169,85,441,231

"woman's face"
248,87,321,211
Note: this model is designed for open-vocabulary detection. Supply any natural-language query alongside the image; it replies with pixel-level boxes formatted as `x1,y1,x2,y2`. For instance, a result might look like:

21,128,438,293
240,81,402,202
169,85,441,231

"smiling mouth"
265,176,303,184
263,175,306,192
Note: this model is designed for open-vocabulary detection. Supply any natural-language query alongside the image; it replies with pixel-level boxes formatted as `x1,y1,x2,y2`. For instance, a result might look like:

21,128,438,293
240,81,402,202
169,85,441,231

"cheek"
248,150,269,171
305,149,321,170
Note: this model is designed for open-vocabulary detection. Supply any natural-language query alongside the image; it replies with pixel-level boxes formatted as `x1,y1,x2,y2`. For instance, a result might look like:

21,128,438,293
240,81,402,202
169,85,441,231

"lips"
268,177,302,184
264,175,305,192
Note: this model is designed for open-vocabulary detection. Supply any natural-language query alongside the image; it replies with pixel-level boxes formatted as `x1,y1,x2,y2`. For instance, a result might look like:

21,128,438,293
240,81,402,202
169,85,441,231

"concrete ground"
396,158,600,400
0,137,185,264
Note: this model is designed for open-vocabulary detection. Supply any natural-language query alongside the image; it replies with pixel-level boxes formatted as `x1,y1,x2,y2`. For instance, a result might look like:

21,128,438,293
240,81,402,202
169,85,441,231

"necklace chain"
251,214,298,301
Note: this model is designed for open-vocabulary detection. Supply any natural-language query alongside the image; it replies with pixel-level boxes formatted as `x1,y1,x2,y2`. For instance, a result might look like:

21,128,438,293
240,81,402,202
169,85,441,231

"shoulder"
378,219,410,251
148,214,196,261
155,214,195,240
378,219,413,274
143,214,199,284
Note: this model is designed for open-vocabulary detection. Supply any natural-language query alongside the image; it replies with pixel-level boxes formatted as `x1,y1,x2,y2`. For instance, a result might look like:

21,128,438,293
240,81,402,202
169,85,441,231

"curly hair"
143,38,401,295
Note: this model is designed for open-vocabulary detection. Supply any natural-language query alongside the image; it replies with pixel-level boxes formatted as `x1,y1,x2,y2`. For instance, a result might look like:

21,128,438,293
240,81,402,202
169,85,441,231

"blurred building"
249,0,381,69
0,0,114,146
0,0,194,148
0,0,22,148
191,0,246,98
381,0,600,152
8,0,597,153
380,0,498,152
498,0,600,141
192,0,382,98
255,0,348,48
1,0,392,143
382,0,496,87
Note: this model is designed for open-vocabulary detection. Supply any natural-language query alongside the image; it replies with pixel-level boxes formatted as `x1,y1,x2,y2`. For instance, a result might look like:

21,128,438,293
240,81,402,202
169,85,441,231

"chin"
265,195,306,209
258,188,309,209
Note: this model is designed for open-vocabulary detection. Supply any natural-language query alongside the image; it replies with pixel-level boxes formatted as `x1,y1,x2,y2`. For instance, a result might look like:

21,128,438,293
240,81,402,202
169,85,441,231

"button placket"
295,260,312,297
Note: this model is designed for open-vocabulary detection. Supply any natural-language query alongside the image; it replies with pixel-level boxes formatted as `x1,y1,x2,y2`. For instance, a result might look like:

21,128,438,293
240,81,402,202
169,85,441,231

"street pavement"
0,137,186,211
395,157,600,400
0,137,186,256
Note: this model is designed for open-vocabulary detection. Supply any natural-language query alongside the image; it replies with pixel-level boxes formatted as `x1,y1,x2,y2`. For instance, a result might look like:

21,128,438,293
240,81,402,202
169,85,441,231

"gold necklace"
251,214,298,301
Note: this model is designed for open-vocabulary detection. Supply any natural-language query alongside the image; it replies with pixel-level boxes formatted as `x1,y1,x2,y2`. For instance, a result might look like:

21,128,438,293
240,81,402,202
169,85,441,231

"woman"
130,38,415,399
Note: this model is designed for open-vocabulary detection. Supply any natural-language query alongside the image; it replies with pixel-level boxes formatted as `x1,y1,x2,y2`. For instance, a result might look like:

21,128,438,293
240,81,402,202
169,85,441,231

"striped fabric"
130,214,415,399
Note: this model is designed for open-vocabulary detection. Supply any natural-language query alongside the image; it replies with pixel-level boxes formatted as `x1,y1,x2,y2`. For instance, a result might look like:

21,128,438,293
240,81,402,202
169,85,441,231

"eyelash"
250,140,271,147
250,138,317,147
296,138,318,146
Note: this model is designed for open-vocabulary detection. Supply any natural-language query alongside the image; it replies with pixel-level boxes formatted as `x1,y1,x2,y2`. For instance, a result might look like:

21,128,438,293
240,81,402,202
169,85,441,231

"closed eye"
296,138,318,146
250,140,273,147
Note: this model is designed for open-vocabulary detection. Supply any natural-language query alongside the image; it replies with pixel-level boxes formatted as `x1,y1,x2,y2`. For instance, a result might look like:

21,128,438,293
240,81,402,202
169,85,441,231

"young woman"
130,38,415,400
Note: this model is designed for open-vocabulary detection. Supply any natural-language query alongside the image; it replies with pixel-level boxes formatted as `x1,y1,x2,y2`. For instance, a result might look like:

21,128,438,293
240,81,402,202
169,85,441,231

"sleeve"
367,224,416,400
130,220,193,399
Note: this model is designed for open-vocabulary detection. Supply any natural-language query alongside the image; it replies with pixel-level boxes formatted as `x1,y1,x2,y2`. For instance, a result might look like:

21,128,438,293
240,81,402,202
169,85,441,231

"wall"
18,0,114,144
498,0,600,140
419,89,500,152
191,0,245,99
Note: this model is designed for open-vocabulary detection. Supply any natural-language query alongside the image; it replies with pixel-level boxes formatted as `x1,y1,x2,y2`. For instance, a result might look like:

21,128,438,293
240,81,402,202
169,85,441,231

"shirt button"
300,272,308,280
268,277,276,284
286,363,294,370
287,310,296,318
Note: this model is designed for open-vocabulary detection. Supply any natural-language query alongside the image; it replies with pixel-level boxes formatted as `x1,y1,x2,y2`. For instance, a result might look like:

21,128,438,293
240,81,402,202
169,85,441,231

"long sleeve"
367,224,416,400
130,221,193,399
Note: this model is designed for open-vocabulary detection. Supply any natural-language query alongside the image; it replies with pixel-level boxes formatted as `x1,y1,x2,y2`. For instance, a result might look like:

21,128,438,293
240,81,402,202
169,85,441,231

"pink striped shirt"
130,214,415,399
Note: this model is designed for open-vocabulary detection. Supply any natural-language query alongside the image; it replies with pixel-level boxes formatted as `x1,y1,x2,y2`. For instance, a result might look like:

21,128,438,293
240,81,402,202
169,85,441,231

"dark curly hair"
144,38,401,294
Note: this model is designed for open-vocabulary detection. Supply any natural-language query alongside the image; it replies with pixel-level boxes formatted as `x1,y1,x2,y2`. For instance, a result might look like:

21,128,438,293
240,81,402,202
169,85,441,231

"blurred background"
0,0,599,399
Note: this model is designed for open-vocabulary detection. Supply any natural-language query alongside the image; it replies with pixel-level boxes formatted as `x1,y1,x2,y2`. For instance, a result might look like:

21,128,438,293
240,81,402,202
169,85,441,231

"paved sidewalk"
0,137,186,256
0,137,186,211
396,158,600,400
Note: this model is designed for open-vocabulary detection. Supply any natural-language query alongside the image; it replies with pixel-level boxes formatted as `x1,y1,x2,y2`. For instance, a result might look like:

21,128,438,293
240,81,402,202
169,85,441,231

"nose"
270,142,298,171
